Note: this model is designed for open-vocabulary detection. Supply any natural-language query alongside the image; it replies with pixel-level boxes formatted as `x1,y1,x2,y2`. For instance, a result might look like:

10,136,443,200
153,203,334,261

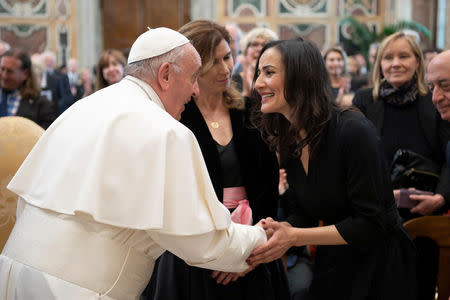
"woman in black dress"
145,20,289,300
246,38,417,300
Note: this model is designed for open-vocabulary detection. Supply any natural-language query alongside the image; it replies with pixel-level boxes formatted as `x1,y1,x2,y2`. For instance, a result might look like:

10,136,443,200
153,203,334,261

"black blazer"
353,87,450,209
16,96,57,129
180,100,279,223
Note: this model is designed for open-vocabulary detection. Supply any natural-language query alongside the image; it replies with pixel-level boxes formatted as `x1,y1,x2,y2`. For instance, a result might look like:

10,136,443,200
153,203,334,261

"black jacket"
353,87,450,210
16,95,57,129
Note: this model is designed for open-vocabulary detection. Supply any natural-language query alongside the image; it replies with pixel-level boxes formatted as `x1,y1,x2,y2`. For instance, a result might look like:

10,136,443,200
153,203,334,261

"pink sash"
223,186,252,225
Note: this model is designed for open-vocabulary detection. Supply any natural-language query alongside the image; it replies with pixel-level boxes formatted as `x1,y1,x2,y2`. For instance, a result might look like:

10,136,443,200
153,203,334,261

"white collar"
124,76,165,111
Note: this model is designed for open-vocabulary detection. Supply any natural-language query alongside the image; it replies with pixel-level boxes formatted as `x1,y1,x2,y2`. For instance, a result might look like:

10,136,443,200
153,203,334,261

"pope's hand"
246,221,295,266
255,217,275,239
211,271,240,285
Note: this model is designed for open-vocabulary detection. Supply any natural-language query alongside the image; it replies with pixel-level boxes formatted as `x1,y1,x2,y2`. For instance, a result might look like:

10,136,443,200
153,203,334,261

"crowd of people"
0,18,449,300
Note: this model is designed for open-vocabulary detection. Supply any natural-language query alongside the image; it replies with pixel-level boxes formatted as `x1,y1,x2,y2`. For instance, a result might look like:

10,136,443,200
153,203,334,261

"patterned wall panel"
0,0,48,17
56,0,70,18
0,0,76,66
219,0,422,53
279,23,328,49
228,0,266,17
279,0,328,17
338,0,377,16
0,24,48,54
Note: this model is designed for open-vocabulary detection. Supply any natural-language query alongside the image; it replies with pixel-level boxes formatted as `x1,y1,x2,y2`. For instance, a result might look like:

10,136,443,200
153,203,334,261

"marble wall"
0,0,76,65
0,0,447,70
214,0,447,52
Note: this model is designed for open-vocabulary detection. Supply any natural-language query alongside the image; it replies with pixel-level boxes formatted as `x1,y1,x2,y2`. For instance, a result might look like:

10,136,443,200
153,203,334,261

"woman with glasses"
231,27,278,98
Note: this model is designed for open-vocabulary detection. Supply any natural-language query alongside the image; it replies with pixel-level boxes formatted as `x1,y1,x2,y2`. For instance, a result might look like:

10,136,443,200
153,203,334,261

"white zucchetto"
127,27,189,64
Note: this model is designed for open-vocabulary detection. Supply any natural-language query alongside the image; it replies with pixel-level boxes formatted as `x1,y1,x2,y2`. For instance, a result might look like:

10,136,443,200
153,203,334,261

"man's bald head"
427,50,450,121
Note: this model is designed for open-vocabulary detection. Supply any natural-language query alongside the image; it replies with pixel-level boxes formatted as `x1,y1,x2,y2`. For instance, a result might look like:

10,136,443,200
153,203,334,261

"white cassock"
0,76,266,300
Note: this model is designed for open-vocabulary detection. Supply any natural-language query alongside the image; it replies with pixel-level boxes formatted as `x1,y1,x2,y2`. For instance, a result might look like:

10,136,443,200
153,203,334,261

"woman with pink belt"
144,20,289,300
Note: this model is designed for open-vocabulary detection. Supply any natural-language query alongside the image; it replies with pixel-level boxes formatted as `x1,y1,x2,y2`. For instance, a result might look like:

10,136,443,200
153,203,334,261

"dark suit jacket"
180,100,279,223
353,87,450,210
42,71,74,114
16,95,57,129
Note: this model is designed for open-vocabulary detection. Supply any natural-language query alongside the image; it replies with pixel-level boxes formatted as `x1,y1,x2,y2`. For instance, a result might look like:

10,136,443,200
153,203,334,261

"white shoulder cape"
8,76,230,234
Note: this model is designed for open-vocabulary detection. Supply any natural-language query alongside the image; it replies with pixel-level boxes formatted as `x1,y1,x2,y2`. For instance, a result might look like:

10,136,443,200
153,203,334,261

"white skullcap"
127,27,189,64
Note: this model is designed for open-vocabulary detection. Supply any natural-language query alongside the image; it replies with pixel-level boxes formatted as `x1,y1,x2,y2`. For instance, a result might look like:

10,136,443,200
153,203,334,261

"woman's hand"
278,169,289,195
246,221,295,266
211,271,240,285
393,189,401,203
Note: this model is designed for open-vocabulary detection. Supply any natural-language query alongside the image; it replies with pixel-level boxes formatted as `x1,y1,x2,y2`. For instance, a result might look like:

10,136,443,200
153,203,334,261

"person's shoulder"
353,87,374,102
335,108,377,138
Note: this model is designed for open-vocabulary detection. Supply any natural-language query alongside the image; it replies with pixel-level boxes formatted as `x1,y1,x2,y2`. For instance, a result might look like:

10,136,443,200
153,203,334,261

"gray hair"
240,27,278,55
124,46,185,80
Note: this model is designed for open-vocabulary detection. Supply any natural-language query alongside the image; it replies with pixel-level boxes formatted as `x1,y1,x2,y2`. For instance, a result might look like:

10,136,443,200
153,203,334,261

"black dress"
143,101,290,300
283,109,417,300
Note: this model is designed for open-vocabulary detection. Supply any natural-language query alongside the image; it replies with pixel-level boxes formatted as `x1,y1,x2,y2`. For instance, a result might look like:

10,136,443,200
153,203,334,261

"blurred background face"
0,56,28,91
102,55,124,85
427,56,450,121
43,54,56,70
381,38,418,88
246,36,267,68
325,51,344,77
347,56,359,76
225,25,241,63
198,39,233,94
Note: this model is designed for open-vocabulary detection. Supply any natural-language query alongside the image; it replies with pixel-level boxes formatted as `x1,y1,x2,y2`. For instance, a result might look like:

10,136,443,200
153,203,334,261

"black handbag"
390,149,440,192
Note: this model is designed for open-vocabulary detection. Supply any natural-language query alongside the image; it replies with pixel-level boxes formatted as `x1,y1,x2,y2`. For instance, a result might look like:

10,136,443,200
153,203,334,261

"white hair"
240,27,278,54
124,46,185,80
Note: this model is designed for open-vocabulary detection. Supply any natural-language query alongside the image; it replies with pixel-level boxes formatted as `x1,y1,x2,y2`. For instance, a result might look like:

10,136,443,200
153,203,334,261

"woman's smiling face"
254,47,291,120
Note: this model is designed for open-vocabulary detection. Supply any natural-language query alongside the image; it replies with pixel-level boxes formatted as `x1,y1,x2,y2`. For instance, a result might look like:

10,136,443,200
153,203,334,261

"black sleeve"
335,113,395,248
248,136,279,223
435,116,450,211
352,88,372,115
37,96,58,129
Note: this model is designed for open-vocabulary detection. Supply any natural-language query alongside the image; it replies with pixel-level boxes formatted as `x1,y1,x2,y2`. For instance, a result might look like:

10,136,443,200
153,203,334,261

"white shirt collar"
123,75,165,112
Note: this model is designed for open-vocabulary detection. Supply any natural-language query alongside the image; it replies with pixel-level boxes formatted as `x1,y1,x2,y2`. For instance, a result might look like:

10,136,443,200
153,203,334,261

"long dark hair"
251,38,336,162
2,48,40,100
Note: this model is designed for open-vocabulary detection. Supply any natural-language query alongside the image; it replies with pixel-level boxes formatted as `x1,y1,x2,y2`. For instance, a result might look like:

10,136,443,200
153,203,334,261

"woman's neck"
195,91,227,115
329,74,341,87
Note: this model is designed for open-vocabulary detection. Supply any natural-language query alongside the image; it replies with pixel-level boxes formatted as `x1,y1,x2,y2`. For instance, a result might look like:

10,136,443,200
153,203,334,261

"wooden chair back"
403,216,450,300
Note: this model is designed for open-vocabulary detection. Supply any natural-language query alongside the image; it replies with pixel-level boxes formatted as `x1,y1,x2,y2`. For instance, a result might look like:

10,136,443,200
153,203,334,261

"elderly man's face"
166,44,201,120
0,56,28,92
427,53,450,121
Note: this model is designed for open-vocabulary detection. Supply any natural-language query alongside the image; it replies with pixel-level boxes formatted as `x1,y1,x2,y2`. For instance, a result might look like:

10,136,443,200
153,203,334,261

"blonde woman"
353,32,450,300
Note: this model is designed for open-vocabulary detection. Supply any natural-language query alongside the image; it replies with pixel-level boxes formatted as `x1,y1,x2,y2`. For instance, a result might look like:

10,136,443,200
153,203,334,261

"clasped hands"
211,217,295,285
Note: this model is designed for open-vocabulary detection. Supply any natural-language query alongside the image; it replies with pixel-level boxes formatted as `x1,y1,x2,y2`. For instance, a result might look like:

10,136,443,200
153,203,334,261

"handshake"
211,217,295,285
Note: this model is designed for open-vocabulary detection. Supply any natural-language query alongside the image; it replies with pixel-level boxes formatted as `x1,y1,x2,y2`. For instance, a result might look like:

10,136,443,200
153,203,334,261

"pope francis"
0,28,266,299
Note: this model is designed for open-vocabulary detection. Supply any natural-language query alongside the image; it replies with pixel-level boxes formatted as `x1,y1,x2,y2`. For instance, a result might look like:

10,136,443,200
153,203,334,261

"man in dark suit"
41,51,74,114
428,50,450,204
0,49,57,129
